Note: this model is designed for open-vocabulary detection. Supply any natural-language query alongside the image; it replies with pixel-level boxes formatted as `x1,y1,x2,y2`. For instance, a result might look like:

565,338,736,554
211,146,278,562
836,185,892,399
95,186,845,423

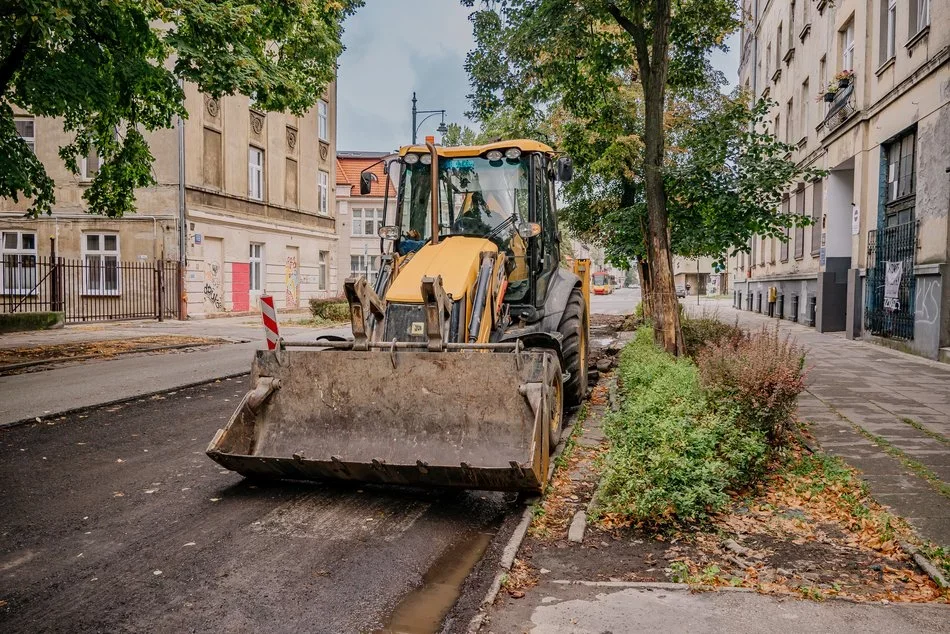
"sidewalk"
0,316,346,426
688,298,950,547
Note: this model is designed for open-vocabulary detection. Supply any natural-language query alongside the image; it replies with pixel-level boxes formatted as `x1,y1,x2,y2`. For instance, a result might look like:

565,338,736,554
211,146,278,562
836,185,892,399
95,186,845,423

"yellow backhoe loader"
206,139,589,493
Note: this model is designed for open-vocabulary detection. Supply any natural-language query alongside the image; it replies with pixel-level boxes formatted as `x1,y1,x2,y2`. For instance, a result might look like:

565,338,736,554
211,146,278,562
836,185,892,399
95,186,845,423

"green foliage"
2,0,360,217
597,328,769,525
442,122,480,147
308,296,349,322
680,313,744,358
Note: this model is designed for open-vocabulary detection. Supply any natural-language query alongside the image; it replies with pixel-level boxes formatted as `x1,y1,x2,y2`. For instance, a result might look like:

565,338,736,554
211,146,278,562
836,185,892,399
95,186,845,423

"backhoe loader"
207,139,589,493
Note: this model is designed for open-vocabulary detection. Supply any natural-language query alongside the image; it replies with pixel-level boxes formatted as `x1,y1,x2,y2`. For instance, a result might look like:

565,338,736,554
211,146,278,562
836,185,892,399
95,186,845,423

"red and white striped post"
260,295,280,350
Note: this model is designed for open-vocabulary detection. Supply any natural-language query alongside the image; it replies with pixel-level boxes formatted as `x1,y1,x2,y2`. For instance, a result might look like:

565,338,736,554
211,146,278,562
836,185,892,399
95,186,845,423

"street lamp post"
411,92,448,144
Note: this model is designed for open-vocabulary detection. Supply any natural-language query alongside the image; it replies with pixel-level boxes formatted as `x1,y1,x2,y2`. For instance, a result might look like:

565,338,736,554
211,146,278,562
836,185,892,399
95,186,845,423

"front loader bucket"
207,348,553,492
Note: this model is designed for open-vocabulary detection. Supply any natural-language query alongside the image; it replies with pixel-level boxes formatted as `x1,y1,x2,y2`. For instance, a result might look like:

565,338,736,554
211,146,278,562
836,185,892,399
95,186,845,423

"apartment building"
2,83,339,320
673,257,727,296
335,151,395,287
731,0,949,361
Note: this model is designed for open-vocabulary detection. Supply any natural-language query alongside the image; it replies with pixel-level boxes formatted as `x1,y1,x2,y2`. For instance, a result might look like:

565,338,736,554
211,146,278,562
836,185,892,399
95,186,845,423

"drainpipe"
176,78,188,320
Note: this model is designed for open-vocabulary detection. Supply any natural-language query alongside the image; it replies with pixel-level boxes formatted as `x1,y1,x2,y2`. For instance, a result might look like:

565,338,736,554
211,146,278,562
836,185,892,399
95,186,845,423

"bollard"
260,295,280,350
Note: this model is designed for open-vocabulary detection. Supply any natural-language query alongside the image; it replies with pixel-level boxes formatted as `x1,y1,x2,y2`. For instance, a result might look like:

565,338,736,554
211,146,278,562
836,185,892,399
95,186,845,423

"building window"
789,2,796,47
1,231,37,294
776,24,783,66
881,0,897,63
780,196,790,262
811,180,823,255
884,130,916,227
83,233,120,295
350,254,379,284
765,43,772,80
318,251,329,290
351,208,384,236
774,114,781,143
909,0,929,35
786,99,794,145
318,170,329,215
80,148,103,180
14,117,35,153
318,100,329,141
794,183,806,259
248,146,264,201
250,243,263,292
800,79,809,139
841,20,855,71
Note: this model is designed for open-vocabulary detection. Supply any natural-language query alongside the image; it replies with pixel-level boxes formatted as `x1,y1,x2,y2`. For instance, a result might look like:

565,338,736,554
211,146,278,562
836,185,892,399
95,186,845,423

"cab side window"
534,155,559,305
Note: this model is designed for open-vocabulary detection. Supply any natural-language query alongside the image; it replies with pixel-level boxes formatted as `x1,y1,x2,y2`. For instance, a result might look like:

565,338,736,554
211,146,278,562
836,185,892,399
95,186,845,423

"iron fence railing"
864,221,917,340
0,256,180,323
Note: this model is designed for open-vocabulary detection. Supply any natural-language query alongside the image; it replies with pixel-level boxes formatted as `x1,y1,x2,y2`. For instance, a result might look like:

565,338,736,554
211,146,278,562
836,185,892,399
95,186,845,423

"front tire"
558,287,589,408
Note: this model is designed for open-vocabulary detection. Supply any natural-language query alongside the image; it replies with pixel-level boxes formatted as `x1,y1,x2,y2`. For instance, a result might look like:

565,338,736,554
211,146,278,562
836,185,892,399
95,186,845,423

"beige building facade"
731,0,949,361
2,82,339,320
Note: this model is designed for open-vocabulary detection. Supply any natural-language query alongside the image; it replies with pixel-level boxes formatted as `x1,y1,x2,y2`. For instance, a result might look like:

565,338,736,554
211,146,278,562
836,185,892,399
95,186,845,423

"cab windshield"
399,156,529,243
397,155,531,301
592,274,608,285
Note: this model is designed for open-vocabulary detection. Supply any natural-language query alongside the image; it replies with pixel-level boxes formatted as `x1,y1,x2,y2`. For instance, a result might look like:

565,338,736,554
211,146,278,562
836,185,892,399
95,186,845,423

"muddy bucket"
206,348,555,492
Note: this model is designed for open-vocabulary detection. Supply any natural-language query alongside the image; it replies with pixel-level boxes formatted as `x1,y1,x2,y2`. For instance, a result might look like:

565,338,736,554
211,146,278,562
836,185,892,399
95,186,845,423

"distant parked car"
675,285,687,298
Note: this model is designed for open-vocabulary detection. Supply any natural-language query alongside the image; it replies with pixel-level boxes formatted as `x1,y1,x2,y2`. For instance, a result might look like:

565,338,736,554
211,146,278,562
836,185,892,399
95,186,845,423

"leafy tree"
1,0,361,218
463,0,739,354
442,122,480,146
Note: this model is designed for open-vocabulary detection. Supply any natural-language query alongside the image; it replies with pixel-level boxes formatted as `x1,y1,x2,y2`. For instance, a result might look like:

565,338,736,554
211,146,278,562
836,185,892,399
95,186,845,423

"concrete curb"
0,371,250,430
0,339,245,375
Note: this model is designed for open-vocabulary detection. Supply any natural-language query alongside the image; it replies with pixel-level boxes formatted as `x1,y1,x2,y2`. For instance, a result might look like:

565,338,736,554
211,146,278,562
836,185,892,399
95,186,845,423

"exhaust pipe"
425,139,440,245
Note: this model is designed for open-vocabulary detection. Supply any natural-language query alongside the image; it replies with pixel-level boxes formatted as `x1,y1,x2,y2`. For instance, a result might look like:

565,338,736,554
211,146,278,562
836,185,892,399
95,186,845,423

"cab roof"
398,138,555,158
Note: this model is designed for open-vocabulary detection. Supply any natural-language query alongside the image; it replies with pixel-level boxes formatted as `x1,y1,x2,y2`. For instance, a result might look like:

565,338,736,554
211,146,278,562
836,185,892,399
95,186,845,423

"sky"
336,1,740,153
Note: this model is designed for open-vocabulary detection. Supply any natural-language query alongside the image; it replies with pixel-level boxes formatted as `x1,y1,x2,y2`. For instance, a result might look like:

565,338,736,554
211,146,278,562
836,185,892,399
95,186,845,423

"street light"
411,92,447,144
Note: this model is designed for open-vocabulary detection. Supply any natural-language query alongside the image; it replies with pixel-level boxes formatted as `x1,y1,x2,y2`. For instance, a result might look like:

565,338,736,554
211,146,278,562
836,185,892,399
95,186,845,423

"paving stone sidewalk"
689,298,950,547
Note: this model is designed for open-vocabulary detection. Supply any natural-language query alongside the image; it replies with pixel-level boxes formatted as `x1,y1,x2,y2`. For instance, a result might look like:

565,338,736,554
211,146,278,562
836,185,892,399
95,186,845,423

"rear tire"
542,352,564,449
558,287,589,408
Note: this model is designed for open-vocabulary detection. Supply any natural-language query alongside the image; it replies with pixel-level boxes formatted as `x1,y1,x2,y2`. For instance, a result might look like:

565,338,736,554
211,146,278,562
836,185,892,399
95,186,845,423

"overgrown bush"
597,328,770,526
680,313,744,358
697,326,806,445
308,296,349,322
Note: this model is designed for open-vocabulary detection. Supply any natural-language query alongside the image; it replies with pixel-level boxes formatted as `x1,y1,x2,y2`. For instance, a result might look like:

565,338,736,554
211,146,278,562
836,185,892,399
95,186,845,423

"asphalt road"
0,378,516,633
590,286,641,315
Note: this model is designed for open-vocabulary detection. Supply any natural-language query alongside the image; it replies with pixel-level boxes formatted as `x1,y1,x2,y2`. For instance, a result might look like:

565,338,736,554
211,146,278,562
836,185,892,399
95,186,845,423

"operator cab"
362,141,572,312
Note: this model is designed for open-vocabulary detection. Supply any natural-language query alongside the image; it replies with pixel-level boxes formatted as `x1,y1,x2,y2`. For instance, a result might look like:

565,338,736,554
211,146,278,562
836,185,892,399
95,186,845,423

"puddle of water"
378,530,495,634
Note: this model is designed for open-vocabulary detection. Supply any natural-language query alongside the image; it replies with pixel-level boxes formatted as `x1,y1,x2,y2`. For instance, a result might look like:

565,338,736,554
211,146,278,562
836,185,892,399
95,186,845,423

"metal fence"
1,256,180,323
864,222,917,340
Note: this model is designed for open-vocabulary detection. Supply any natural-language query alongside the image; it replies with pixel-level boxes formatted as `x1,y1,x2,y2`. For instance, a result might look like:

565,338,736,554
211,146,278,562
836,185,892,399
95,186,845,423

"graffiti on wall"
285,256,300,308
915,276,941,327
203,263,224,310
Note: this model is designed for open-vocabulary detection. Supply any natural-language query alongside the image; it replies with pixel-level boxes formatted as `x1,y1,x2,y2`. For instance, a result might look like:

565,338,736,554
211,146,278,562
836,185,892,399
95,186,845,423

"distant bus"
591,271,615,295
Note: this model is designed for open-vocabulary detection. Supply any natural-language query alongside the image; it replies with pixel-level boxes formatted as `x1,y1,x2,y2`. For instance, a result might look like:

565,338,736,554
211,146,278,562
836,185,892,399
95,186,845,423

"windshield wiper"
484,214,517,242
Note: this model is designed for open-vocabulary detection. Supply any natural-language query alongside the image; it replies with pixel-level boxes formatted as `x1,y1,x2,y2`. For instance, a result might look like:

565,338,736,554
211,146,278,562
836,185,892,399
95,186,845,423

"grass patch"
308,296,349,322
900,417,950,448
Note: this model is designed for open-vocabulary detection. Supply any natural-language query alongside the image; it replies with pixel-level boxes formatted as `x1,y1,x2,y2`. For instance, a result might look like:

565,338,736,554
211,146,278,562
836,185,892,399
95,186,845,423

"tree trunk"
638,258,653,319
641,74,684,355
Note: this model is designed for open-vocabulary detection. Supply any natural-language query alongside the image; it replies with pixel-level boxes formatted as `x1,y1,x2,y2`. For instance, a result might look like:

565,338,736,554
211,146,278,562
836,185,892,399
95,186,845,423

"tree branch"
0,29,34,97
604,2,651,79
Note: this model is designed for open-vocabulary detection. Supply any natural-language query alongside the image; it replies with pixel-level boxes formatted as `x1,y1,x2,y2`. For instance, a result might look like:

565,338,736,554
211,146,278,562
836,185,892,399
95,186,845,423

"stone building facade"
731,0,949,361
2,82,339,319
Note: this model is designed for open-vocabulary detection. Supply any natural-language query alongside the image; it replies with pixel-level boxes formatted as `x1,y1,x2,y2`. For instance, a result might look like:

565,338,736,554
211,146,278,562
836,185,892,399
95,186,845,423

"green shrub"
597,328,769,526
697,326,806,445
680,312,744,359
308,296,350,322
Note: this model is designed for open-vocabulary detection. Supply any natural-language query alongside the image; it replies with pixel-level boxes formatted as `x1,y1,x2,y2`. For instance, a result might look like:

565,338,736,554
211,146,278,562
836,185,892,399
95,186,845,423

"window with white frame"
80,148,103,180
248,146,264,200
318,170,329,214
249,243,263,292
14,117,34,153
318,100,329,141
83,233,120,295
318,251,328,290
351,208,384,236
1,231,37,294
350,254,379,284
910,0,929,35
882,0,897,62
841,20,855,71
